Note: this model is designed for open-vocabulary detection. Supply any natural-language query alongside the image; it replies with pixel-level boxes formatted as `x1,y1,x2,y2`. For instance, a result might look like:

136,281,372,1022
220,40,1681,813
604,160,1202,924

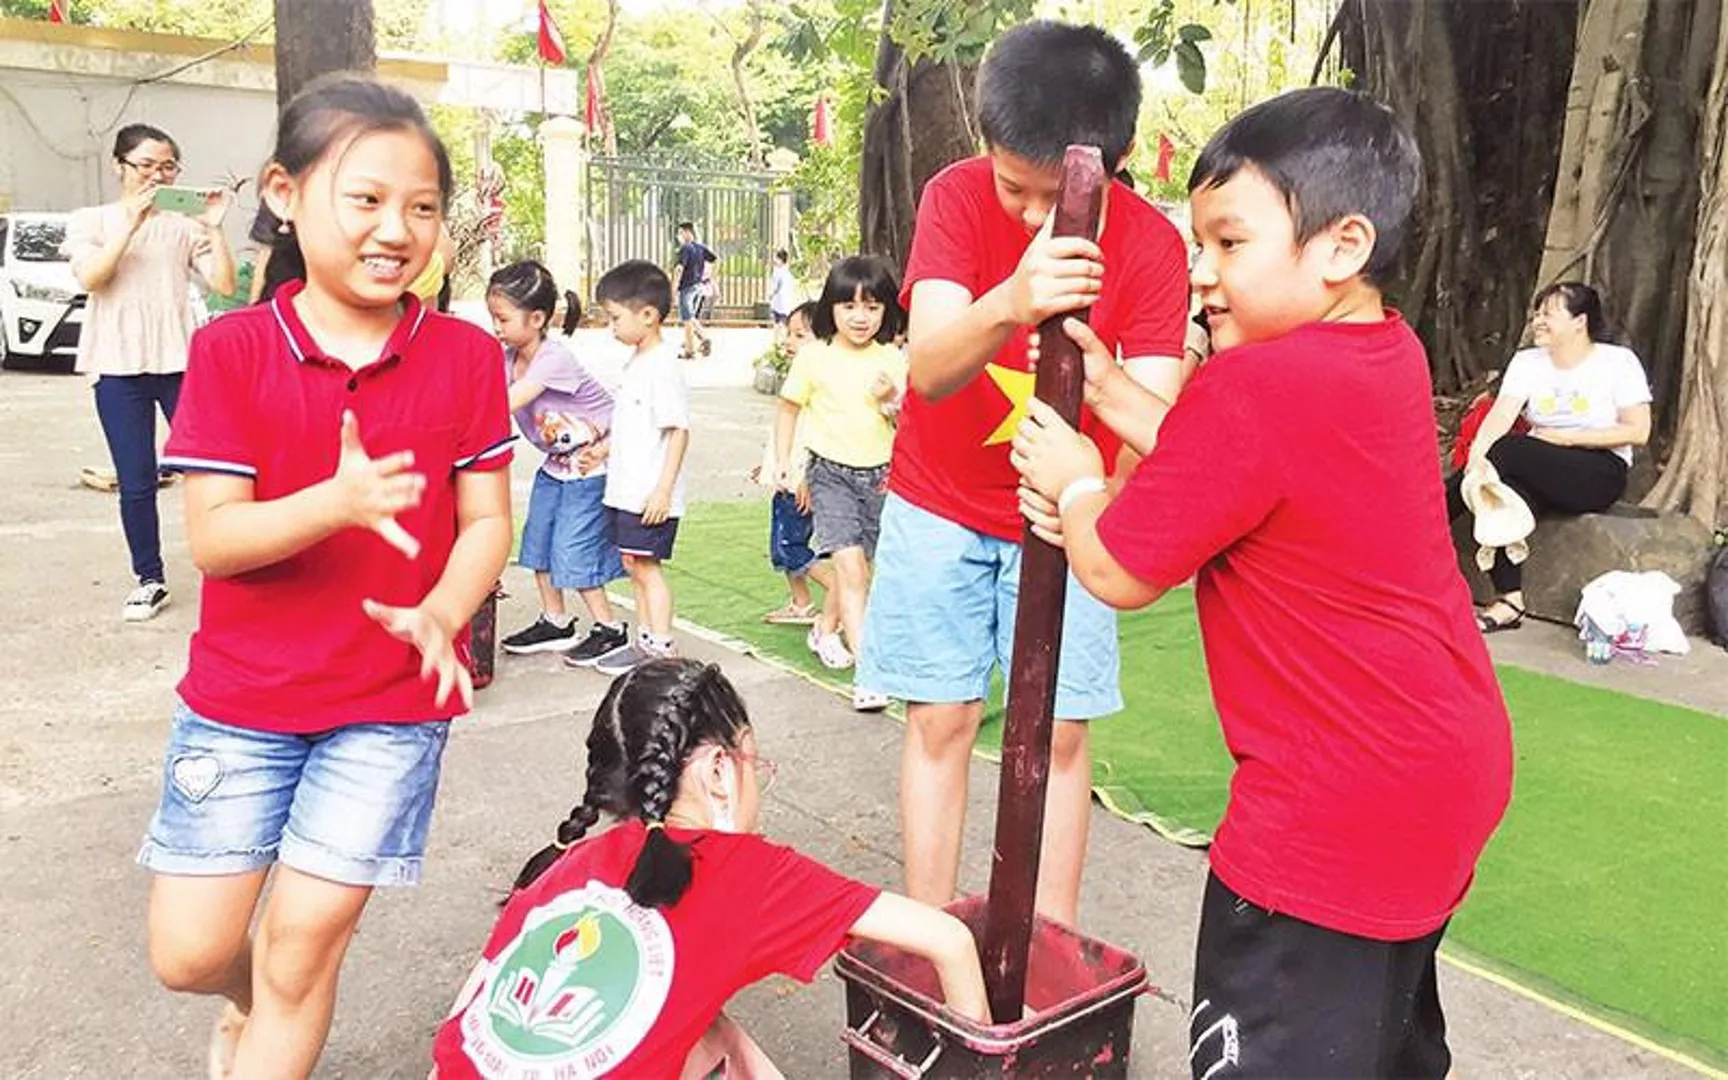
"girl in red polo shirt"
145,76,514,1077
433,659,989,1079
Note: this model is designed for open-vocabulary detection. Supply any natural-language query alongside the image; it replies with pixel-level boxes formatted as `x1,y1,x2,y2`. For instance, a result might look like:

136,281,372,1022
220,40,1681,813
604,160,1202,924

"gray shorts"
807,453,888,559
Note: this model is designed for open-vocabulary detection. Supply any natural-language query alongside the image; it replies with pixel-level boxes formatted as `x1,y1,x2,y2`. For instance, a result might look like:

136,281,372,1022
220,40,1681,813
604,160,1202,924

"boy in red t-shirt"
1012,88,1514,1078
859,19,1190,928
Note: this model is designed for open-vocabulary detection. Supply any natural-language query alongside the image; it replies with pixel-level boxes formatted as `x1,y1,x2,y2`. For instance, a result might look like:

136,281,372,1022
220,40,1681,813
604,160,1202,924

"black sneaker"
501,616,578,655
564,623,629,668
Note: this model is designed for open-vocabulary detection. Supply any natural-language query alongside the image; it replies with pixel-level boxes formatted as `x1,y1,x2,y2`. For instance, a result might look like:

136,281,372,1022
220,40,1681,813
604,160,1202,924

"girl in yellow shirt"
775,256,907,711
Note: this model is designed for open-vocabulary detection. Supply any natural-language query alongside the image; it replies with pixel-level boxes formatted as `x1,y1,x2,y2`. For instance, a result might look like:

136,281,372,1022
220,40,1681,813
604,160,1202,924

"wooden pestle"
979,144,1108,1024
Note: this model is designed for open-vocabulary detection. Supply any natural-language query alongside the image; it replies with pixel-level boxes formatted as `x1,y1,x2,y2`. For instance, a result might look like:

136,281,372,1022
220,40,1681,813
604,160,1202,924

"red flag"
1154,133,1175,183
537,0,567,66
812,96,832,147
585,65,601,132
48,0,68,22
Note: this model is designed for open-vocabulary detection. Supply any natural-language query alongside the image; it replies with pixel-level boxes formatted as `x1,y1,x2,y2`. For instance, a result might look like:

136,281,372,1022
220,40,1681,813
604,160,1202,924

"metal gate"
582,157,793,323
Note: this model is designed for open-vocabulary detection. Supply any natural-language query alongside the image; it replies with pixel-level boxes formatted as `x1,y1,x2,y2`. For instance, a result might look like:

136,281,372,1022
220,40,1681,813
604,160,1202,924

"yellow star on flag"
982,363,1036,446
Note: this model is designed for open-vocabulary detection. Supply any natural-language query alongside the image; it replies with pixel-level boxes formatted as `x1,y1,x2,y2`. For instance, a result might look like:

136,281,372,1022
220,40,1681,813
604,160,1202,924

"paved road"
0,352,1705,1078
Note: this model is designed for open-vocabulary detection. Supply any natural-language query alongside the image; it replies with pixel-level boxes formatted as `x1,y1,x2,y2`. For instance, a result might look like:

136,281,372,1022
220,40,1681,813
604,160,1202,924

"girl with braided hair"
433,659,987,1078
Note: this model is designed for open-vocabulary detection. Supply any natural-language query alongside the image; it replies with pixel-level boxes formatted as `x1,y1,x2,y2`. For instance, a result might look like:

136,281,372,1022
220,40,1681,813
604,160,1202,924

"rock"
1452,504,1717,634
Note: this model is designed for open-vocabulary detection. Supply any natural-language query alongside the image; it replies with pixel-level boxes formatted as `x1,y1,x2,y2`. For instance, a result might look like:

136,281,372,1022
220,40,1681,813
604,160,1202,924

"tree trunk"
706,0,767,168
1537,0,1721,445
273,0,376,108
1645,1,1728,526
1336,0,1580,392
588,0,620,156
858,2,978,271
731,3,768,168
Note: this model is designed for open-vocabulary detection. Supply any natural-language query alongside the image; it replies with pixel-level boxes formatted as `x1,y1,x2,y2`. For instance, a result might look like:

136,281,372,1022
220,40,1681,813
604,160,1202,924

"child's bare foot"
207,1002,246,1080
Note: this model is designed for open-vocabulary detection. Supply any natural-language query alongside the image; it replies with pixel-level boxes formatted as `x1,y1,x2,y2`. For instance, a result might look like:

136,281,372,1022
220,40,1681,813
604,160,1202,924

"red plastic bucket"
835,897,1149,1077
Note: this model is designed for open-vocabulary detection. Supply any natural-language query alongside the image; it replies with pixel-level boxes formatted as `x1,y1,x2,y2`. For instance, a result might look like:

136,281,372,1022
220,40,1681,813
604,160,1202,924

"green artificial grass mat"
659,499,1728,1065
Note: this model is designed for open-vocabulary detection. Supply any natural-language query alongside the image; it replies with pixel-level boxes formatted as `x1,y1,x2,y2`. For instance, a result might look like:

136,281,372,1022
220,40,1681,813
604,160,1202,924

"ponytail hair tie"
552,836,572,851
645,820,665,832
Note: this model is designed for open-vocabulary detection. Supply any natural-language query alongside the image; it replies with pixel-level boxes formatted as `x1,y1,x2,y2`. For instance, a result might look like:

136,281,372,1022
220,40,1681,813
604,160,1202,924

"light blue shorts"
138,702,450,887
519,469,625,591
858,494,1123,720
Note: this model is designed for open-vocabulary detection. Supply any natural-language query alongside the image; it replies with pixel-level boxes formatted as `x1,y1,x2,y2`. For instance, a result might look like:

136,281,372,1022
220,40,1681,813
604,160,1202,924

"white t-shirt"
1500,344,1651,463
603,341,690,516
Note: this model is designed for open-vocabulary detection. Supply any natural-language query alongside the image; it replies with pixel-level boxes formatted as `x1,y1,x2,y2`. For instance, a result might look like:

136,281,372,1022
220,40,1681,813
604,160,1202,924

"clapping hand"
361,600,472,709
334,409,425,559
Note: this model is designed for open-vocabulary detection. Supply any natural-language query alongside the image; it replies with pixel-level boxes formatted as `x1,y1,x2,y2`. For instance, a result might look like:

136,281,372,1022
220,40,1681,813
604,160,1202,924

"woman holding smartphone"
66,123,234,622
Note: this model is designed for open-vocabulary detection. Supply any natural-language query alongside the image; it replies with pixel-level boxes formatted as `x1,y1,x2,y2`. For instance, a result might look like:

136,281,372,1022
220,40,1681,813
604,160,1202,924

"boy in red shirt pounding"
859,19,1190,927
1012,87,1514,1078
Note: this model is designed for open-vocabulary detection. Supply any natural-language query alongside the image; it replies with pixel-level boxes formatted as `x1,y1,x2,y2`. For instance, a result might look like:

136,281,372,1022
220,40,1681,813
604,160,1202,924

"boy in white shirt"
590,260,691,674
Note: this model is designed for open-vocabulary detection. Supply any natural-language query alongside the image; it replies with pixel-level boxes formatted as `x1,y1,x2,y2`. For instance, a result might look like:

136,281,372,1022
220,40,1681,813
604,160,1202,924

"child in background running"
488,261,630,667
432,659,987,1078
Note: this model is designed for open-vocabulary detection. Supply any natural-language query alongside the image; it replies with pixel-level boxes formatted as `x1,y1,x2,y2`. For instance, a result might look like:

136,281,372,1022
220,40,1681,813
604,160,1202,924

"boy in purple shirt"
486,261,630,664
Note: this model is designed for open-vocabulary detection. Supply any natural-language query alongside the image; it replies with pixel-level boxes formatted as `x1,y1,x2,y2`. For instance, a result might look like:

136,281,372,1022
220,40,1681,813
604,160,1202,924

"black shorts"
1189,873,1451,1079
608,507,679,561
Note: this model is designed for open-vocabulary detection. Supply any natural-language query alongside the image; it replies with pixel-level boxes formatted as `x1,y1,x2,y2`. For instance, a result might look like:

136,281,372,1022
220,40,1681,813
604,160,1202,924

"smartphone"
152,185,221,216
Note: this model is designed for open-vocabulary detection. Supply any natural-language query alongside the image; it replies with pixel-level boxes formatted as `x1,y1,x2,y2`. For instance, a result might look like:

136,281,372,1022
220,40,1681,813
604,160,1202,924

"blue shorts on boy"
769,490,816,574
139,702,449,887
520,470,623,589
860,494,1122,719
610,507,680,561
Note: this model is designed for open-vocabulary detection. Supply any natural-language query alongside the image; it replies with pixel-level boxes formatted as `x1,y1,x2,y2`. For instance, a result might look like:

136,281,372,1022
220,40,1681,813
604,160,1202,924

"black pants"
1189,874,1451,1079
1444,435,1628,594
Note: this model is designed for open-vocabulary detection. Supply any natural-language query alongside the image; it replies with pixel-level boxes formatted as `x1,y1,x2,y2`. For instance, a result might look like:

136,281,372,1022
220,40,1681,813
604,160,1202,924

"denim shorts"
519,469,625,590
808,454,888,559
769,490,817,575
678,285,701,322
137,702,451,887
858,494,1122,719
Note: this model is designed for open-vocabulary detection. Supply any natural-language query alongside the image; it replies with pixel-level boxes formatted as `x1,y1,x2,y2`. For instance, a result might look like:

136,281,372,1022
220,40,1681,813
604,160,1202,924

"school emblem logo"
458,883,675,1078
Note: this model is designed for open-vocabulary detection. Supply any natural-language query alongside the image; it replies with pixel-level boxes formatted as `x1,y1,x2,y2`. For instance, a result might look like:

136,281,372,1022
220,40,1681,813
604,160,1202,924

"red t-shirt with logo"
894,156,1189,541
433,823,880,1079
1096,316,1514,941
161,282,514,733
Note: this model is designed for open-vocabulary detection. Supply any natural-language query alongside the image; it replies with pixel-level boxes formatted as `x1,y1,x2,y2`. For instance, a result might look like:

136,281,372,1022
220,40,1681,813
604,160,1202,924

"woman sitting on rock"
1446,281,1652,633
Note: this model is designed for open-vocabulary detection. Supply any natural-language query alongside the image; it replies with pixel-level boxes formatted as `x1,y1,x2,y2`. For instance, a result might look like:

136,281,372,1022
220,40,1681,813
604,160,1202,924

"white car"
0,212,84,372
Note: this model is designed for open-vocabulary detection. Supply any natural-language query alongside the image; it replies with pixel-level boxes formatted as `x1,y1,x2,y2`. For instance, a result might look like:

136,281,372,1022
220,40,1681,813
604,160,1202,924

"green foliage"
783,142,861,281
0,0,432,50
890,0,1039,64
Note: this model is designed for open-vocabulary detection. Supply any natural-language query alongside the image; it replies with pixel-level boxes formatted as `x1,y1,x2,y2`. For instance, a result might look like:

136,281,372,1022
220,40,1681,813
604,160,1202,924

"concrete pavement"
0,351,1710,1078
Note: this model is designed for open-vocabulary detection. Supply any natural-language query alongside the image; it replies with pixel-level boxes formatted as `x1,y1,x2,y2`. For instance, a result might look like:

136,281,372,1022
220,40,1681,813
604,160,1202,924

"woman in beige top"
66,123,234,622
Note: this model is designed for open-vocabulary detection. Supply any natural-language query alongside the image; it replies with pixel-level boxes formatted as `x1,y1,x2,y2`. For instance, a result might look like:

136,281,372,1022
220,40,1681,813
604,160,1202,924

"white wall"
0,67,277,252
